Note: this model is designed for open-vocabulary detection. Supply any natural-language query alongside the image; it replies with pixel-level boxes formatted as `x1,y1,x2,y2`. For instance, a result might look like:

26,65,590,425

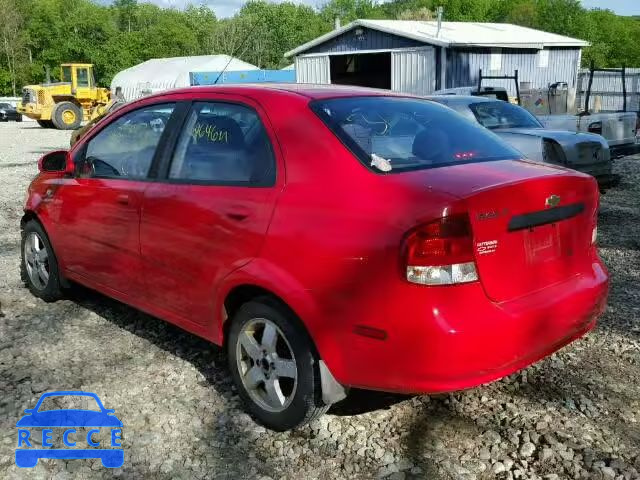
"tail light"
543,139,567,165
403,214,478,285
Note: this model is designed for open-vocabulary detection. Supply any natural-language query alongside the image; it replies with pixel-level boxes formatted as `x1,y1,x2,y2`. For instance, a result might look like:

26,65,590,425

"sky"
109,0,640,19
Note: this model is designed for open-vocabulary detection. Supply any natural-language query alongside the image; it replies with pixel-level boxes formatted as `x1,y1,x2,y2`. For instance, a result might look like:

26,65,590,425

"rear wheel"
37,120,54,128
52,101,82,130
21,220,63,302
228,299,328,431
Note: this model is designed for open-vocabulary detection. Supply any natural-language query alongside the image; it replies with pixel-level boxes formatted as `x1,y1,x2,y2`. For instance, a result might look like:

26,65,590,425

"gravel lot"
0,121,639,480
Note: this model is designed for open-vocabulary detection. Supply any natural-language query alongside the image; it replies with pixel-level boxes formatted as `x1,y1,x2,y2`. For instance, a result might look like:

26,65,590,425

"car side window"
81,103,175,179
168,102,275,185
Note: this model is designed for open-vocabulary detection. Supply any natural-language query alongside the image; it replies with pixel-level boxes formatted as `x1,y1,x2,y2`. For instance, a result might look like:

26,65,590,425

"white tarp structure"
111,55,259,101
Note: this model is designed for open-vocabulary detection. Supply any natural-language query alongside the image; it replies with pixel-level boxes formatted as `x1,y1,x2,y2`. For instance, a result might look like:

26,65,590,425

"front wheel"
228,299,328,431
52,101,82,130
21,220,63,302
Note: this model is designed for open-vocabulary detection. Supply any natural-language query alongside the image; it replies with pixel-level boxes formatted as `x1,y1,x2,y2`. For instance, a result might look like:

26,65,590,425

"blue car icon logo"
16,391,123,468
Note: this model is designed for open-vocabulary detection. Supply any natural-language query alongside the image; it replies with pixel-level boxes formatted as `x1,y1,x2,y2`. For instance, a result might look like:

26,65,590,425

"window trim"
157,100,277,188
74,101,183,182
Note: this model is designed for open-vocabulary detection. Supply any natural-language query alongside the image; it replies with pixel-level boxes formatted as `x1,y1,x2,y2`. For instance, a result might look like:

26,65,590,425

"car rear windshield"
469,101,543,130
311,96,523,173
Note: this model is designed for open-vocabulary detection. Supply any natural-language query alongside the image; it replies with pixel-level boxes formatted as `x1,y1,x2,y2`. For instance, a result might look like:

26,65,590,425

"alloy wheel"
23,231,50,290
236,318,298,413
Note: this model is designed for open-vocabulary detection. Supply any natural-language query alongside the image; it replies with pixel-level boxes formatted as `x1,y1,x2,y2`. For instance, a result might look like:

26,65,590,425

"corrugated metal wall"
295,56,330,84
391,47,436,95
445,48,581,95
304,27,424,54
575,68,640,112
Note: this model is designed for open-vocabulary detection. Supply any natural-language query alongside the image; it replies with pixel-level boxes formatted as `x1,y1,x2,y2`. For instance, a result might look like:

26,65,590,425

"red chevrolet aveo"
22,85,608,430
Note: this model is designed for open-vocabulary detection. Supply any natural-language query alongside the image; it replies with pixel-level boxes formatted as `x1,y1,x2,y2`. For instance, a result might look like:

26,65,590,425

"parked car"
22,85,609,431
0,102,22,122
538,111,638,159
433,86,638,159
429,95,619,190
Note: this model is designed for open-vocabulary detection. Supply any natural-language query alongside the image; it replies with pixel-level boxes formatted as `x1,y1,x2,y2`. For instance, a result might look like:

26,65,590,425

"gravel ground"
0,121,639,480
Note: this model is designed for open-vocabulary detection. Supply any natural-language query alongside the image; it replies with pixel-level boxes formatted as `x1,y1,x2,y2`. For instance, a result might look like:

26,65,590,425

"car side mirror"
38,150,73,174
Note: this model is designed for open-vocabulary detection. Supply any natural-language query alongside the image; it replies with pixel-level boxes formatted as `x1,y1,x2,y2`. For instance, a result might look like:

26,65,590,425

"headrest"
412,128,450,161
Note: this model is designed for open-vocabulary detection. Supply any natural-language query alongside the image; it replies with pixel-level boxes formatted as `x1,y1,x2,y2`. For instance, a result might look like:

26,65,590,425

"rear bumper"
327,261,608,394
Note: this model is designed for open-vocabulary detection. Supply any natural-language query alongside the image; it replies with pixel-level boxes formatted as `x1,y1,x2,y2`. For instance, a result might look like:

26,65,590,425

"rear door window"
168,102,275,185
311,96,523,173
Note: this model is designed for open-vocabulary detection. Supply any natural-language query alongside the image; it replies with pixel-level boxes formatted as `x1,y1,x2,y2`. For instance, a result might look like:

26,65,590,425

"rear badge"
545,194,561,208
476,208,509,221
477,240,498,255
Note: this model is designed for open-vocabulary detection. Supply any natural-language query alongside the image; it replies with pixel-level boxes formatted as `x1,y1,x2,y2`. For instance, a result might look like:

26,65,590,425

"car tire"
228,299,329,431
16,114,22,122
37,120,54,128
52,102,83,130
21,220,64,302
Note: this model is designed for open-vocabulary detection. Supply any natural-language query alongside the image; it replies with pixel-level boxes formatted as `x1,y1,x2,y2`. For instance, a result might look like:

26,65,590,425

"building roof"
286,20,590,57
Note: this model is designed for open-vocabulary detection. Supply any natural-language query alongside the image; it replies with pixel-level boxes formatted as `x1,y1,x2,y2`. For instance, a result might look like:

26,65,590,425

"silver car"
428,96,619,190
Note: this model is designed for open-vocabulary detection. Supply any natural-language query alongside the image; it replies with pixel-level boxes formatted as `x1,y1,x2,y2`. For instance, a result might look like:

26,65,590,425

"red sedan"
22,85,608,431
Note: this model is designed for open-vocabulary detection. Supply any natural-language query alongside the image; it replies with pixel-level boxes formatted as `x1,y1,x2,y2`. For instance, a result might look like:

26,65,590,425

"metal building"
285,20,589,96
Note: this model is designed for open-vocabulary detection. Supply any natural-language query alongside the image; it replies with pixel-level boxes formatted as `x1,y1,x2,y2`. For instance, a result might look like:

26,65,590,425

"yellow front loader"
17,63,110,130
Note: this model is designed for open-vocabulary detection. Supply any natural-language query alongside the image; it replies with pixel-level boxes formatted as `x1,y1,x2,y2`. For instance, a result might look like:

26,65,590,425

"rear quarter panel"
235,95,461,381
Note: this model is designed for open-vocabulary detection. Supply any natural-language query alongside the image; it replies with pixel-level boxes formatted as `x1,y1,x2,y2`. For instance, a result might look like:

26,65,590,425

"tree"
114,0,137,33
0,0,27,95
396,7,434,20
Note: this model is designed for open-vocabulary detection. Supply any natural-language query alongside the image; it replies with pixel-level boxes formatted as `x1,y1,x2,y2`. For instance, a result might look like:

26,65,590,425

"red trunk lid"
423,160,599,302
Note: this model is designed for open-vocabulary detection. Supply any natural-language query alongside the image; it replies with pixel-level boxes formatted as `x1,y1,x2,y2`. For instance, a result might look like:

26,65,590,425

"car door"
140,98,281,331
55,102,178,295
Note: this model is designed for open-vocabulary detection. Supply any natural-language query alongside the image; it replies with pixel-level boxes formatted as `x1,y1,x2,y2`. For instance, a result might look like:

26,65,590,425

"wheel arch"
20,209,41,230
20,209,69,288
220,278,348,405
216,261,330,359
52,96,83,108
222,283,319,358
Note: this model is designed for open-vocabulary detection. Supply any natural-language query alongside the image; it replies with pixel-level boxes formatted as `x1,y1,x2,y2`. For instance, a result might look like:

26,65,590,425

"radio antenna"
213,20,260,85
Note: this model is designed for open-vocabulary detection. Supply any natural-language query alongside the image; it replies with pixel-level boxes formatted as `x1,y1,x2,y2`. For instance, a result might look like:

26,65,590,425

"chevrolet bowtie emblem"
545,194,561,208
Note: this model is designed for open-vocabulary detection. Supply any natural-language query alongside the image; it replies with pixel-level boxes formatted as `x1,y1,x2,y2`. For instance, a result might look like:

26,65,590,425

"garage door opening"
330,53,391,89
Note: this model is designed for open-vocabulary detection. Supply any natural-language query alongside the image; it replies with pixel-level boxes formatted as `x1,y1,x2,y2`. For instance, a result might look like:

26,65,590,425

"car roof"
140,83,418,103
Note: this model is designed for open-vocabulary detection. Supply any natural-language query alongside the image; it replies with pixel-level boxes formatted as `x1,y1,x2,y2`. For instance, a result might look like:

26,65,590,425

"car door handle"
225,208,251,222
116,194,130,205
